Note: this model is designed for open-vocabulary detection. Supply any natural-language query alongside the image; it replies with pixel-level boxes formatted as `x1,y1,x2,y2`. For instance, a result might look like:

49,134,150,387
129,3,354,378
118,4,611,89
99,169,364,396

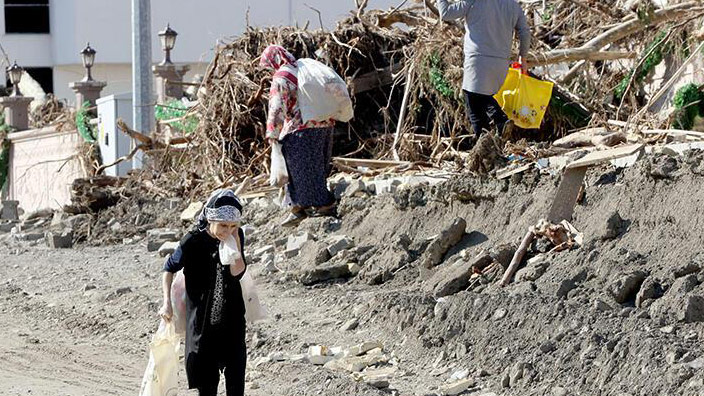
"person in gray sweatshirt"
437,0,531,139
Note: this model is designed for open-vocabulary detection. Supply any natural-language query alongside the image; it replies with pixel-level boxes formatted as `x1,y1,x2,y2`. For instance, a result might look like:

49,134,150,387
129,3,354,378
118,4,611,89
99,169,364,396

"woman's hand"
230,259,246,277
518,56,529,74
159,301,173,321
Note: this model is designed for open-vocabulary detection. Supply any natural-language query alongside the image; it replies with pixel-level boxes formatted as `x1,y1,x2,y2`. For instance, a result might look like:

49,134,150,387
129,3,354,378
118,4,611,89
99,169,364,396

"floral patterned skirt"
281,127,335,208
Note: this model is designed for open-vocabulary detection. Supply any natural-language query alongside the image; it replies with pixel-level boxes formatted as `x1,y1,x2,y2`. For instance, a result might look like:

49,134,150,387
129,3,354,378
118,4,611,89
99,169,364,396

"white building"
0,0,401,104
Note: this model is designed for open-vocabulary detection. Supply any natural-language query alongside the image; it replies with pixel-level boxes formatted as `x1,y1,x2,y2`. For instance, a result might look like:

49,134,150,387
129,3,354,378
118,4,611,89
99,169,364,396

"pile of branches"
146,0,704,191
29,94,75,130
157,14,411,189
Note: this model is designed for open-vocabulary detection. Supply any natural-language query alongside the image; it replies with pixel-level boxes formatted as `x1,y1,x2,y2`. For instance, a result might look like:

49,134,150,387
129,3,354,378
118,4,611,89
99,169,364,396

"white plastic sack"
297,58,354,123
269,142,289,187
219,234,242,265
170,271,187,337
139,320,180,396
241,271,267,323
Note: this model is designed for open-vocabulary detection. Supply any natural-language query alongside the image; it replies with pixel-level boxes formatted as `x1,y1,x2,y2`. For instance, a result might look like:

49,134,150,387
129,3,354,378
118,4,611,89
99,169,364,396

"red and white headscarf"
259,45,297,71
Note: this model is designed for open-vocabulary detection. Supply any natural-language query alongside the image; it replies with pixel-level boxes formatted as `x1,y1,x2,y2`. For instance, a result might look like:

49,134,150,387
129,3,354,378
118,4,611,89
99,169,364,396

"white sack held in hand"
241,271,268,323
269,142,289,187
297,58,354,123
219,234,242,265
139,320,180,396
170,271,187,336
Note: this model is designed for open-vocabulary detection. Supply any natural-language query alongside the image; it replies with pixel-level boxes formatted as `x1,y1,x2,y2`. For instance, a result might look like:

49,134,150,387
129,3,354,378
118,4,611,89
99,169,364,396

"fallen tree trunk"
528,50,636,65
532,2,704,66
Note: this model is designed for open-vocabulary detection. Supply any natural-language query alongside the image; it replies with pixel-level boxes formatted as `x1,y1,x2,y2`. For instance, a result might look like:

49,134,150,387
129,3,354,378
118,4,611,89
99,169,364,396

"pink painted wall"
8,127,85,213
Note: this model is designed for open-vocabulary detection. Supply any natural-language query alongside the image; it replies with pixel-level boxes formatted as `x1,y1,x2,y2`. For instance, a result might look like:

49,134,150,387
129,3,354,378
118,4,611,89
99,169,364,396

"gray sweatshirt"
437,0,531,95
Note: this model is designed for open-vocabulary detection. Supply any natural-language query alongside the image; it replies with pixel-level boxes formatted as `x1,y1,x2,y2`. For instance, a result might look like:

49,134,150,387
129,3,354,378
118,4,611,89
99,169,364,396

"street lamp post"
0,61,33,130
153,23,189,103
69,43,106,109
7,61,23,97
80,42,96,82
158,24,178,66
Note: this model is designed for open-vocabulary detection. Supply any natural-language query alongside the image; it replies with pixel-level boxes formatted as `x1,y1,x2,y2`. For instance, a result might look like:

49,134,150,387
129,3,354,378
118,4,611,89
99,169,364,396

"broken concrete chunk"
426,253,493,297
307,345,334,365
327,235,355,257
180,202,204,222
45,229,74,249
422,218,467,268
158,241,180,257
0,200,19,221
287,232,314,252
344,341,382,357
649,156,680,179
635,277,661,308
298,262,353,285
515,255,549,282
608,270,647,303
344,179,366,197
680,295,704,323
490,243,517,268
439,378,475,396
147,229,181,251
252,245,275,259
324,352,389,373
340,318,359,331
602,211,626,241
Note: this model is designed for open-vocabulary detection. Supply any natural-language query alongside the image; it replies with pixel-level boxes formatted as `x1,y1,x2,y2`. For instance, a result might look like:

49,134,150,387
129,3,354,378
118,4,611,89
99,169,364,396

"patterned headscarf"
259,45,297,71
195,189,243,230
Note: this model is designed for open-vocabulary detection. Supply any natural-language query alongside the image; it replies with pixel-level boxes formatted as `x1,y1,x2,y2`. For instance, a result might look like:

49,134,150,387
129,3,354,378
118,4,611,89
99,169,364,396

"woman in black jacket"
159,189,247,396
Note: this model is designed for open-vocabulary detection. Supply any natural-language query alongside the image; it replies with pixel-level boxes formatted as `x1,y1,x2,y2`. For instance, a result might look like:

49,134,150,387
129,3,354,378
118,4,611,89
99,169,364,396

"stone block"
180,202,204,222
327,235,354,257
158,241,180,257
421,218,467,268
344,180,366,197
287,232,314,252
252,245,275,259
46,229,74,249
439,378,475,396
0,200,19,221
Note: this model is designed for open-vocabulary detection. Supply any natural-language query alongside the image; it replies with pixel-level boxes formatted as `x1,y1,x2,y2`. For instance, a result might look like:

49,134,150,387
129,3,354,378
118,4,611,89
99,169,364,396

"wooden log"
565,144,644,169
333,157,410,169
116,118,153,145
533,3,704,66
95,143,148,175
348,63,403,94
499,230,535,286
392,63,415,161
528,50,636,65
235,176,252,196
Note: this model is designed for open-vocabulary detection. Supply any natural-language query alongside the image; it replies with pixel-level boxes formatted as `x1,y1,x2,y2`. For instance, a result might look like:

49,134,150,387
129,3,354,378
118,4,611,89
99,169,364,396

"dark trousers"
463,90,509,137
196,342,246,396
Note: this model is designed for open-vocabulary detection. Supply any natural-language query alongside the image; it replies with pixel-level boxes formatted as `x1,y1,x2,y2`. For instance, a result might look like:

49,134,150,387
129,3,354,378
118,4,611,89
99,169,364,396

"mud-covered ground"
1,152,704,396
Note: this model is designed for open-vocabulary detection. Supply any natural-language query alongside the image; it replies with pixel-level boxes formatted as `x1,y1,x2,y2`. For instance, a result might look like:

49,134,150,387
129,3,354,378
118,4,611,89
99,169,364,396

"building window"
4,0,50,34
6,67,53,94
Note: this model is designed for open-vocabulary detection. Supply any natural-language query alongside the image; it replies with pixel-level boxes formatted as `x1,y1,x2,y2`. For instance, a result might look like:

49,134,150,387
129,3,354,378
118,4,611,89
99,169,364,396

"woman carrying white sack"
158,189,247,396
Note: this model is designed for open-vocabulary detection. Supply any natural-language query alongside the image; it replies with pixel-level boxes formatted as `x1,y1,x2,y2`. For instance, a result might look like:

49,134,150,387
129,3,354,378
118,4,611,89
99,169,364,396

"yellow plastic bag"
494,68,554,129
139,320,180,396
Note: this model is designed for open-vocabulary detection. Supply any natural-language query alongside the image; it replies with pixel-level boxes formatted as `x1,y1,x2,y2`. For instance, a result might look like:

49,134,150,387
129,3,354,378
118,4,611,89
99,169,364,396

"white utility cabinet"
96,93,141,176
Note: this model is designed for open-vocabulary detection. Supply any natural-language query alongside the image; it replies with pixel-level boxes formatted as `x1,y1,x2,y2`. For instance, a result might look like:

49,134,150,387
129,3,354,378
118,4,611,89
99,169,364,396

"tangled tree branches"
149,0,704,192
